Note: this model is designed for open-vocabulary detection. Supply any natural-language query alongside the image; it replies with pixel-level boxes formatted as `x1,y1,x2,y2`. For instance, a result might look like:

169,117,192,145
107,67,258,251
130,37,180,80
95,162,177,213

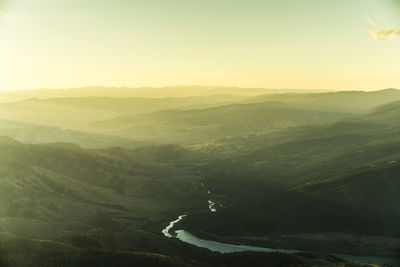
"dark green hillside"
183,156,400,258
0,138,366,267
0,239,366,267
2,91,400,265
177,101,400,258
0,137,205,241
185,156,400,240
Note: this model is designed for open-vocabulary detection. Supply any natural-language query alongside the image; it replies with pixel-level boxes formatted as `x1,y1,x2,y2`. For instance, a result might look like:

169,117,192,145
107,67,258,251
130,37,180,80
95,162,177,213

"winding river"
162,214,400,267
161,182,399,266
161,214,186,238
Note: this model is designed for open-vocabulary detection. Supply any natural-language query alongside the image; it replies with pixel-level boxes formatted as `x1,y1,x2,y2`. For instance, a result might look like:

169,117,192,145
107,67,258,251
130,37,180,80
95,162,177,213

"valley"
0,87,400,266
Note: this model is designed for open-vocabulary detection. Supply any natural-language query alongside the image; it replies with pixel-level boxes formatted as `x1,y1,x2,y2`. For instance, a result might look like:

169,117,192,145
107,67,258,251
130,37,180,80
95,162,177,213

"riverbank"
183,228,400,258
163,214,400,266
178,230,400,266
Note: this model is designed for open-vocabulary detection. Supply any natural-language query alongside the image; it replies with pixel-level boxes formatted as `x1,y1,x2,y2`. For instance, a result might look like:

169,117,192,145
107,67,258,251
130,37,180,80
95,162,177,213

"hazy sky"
0,0,399,91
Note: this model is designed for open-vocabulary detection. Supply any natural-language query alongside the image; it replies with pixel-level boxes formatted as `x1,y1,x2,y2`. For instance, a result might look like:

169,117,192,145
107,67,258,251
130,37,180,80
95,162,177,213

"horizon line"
0,85,398,93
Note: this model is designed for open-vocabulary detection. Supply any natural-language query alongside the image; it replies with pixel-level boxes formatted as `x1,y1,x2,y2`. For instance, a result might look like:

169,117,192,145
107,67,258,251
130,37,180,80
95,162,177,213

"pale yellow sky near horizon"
0,0,399,92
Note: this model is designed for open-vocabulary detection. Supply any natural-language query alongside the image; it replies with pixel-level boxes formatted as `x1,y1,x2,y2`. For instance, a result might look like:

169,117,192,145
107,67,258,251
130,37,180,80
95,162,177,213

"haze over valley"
1,0,400,266
0,86,400,266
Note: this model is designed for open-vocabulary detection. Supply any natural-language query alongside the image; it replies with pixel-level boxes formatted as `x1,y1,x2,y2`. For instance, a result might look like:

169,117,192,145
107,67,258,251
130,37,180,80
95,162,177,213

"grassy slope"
1,90,400,265
1,239,366,267
0,137,206,241
0,138,360,267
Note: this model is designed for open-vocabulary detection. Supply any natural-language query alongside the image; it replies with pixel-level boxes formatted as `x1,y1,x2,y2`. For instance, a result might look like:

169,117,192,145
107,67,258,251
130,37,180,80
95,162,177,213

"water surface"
164,214,400,266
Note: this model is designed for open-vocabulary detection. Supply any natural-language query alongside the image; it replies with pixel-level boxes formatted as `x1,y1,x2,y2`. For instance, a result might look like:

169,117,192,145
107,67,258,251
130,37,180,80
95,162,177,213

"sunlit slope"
0,119,145,148
0,124,145,148
90,102,354,144
0,119,31,129
364,99,400,124
1,90,398,146
84,89,400,145
205,95,400,156
244,88,400,114
0,95,245,128
282,98,400,142
204,99,400,182
0,137,203,240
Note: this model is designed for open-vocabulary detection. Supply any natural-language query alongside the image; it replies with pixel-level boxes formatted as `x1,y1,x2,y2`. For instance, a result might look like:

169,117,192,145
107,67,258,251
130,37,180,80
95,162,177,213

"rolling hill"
0,119,146,148
0,95,246,128
89,102,354,144
0,137,206,241
177,100,400,258
244,88,400,114
1,89,400,265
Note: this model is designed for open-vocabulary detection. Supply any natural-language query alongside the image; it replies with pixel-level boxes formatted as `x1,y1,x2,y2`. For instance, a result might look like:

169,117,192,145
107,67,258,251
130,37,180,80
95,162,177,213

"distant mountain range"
1,87,400,265
0,86,331,102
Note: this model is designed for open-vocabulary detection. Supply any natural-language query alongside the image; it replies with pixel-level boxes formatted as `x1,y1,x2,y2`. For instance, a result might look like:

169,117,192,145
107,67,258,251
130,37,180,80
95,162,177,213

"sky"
0,0,399,91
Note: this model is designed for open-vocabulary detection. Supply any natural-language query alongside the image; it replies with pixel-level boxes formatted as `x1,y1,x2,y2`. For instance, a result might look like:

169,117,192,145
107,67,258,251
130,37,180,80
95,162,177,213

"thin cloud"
369,28,397,40
368,18,378,28
368,18,399,40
